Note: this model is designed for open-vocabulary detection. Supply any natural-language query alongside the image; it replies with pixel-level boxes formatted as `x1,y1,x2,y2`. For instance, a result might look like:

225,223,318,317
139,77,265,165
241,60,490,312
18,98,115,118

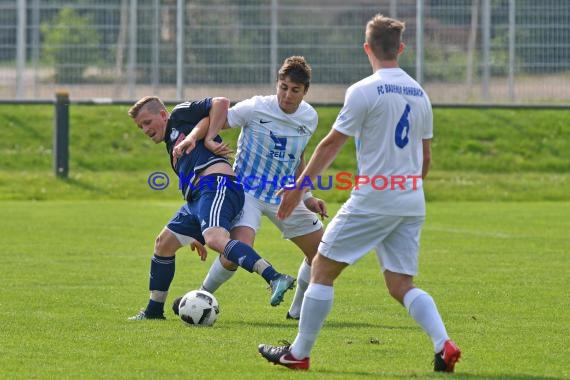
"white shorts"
233,193,323,239
318,205,425,276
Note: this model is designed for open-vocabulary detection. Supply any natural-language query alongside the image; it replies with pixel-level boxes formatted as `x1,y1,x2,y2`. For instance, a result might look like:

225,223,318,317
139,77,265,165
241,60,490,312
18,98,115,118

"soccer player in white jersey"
258,15,461,372
174,56,327,313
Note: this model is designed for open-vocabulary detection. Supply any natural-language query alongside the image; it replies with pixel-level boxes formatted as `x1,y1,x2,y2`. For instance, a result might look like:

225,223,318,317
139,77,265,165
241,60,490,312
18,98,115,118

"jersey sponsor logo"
269,131,295,160
269,131,287,150
297,125,308,135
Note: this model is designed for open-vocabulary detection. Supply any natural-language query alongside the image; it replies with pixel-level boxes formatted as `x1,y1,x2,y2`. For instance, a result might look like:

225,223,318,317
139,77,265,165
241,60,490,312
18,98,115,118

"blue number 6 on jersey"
395,104,411,149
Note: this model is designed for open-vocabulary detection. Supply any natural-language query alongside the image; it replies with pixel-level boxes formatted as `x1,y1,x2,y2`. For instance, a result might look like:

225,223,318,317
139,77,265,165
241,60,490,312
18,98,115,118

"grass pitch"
1,200,568,379
2,104,569,378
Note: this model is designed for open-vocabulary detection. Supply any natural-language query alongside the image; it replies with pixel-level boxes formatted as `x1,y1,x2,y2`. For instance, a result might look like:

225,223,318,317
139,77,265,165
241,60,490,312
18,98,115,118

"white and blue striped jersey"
227,95,318,204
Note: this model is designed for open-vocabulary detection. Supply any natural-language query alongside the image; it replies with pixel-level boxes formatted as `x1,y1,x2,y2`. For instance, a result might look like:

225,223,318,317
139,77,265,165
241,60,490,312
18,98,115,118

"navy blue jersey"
163,98,230,199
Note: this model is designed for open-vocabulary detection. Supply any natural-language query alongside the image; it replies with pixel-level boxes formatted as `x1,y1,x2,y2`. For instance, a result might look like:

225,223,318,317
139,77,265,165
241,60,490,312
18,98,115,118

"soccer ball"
178,290,219,326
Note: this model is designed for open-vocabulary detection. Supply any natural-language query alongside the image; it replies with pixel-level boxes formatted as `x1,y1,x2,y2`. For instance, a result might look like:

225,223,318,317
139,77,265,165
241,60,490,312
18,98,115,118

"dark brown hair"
277,56,312,89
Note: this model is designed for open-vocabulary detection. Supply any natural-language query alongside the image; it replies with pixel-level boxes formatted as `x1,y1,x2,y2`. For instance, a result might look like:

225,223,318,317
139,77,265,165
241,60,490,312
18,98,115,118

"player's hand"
190,239,208,261
304,196,329,220
276,186,304,220
173,137,196,158
205,139,233,156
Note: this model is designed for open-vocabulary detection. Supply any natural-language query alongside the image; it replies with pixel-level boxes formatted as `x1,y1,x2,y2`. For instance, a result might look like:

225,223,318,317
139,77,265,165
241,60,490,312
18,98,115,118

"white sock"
404,288,449,352
287,259,311,318
291,283,333,359
150,290,168,303
200,256,236,293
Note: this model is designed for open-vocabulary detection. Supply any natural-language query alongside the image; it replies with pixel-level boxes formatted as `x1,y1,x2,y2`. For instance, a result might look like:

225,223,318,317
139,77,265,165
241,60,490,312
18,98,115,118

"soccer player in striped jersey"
126,96,295,320
173,56,327,317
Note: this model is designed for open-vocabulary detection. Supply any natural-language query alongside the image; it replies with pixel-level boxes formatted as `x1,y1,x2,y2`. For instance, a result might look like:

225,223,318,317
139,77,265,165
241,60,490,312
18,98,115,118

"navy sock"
145,299,165,316
223,240,277,283
145,255,175,316
149,254,176,291
261,266,279,283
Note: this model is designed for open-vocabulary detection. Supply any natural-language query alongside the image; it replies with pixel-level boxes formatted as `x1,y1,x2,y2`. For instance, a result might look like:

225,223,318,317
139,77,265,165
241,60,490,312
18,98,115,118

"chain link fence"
2,0,569,104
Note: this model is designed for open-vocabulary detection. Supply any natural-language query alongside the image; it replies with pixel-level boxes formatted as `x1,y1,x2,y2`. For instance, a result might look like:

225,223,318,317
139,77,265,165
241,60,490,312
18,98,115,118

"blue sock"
145,299,165,316
145,255,175,316
261,266,279,283
223,240,278,283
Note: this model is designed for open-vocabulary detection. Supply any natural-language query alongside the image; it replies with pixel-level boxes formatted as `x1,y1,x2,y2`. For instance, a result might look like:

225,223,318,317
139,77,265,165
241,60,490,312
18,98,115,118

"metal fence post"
16,0,26,99
128,0,137,99
482,0,491,100
270,0,278,84
176,0,184,101
415,0,424,84
54,91,70,178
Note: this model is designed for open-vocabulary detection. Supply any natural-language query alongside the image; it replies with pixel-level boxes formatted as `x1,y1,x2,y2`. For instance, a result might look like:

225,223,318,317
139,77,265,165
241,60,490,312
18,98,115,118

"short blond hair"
128,96,166,119
365,14,405,61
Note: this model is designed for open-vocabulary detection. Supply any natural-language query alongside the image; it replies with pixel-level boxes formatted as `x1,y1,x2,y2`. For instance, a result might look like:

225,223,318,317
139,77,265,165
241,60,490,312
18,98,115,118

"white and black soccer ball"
178,290,219,327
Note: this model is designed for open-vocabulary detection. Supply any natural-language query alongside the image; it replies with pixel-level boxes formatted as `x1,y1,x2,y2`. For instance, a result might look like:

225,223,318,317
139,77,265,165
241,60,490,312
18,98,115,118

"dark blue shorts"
188,174,244,233
166,204,205,244
167,174,244,242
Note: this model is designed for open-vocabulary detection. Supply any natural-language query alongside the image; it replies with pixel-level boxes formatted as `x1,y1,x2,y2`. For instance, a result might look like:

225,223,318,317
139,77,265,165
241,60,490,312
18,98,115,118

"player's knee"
219,255,238,270
203,228,231,254
154,233,177,257
204,234,227,254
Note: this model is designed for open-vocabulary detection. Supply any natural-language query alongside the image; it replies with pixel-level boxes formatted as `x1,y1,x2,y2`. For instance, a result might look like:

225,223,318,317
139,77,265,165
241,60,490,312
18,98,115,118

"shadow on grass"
223,319,415,330
60,176,111,196
316,369,564,379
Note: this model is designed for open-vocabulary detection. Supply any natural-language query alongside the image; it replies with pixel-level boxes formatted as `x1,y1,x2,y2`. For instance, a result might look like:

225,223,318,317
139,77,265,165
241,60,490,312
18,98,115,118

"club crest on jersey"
170,128,180,141
297,125,308,135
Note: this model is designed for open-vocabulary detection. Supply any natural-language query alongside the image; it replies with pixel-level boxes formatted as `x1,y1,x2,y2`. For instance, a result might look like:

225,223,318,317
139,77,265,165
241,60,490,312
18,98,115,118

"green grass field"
1,201,568,379
1,105,569,378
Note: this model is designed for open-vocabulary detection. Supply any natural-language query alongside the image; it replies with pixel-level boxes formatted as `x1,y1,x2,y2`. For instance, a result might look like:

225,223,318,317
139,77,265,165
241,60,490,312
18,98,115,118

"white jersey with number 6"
333,67,433,216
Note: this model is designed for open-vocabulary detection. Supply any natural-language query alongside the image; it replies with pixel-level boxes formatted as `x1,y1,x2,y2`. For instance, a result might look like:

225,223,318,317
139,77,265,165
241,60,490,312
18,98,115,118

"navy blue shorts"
167,174,244,242
188,174,244,233
166,204,205,244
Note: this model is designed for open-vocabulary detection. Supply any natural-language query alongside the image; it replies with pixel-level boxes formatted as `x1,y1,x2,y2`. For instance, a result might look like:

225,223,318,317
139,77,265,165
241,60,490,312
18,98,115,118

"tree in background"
41,7,102,84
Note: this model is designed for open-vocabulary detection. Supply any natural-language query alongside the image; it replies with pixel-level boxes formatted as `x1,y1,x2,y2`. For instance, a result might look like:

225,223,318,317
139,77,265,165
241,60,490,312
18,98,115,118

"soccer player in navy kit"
127,96,294,320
